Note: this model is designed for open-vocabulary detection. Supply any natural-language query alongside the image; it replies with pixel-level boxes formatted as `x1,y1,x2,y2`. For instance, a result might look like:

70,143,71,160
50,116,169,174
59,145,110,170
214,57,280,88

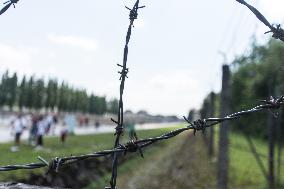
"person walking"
10,114,24,152
29,114,38,146
125,119,136,140
60,122,68,145
44,113,54,135
35,115,46,150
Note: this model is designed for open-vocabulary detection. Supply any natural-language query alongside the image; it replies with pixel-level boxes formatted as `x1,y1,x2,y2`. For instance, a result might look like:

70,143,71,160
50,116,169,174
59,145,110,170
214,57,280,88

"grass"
213,126,284,189
229,132,284,189
0,125,181,182
87,126,284,189
2,124,279,189
85,125,185,189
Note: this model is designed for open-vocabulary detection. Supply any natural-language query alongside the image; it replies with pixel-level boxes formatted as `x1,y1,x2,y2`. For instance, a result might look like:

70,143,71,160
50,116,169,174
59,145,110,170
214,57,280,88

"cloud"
0,43,36,75
48,34,98,52
123,71,207,117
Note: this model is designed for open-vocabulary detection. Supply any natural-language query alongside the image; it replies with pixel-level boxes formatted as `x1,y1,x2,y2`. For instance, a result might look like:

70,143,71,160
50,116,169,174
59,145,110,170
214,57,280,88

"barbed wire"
108,0,145,188
1,1,284,189
0,96,283,187
0,0,19,15
235,0,284,42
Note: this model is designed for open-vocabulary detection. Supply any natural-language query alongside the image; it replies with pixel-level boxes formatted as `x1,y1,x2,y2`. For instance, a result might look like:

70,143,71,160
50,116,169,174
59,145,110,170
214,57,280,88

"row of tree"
0,71,119,114
198,39,284,139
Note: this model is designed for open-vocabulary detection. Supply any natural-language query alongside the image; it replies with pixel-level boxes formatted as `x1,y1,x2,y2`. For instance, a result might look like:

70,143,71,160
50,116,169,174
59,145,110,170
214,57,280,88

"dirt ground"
117,133,217,189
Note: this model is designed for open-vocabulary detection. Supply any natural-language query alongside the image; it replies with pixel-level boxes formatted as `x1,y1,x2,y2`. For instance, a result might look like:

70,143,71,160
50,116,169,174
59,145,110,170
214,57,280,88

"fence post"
276,108,282,186
217,65,231,189
268,112,275,189
208,91,215,157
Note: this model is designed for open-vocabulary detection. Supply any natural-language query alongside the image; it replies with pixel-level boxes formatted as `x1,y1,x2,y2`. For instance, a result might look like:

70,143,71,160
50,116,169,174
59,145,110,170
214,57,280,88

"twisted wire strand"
0,0,19,15
108,1,145,188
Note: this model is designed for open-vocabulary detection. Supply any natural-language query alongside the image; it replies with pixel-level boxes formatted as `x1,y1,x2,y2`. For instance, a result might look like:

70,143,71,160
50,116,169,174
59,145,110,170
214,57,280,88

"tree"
7,72,18,109
88,95,107,115
229,39,284,138
88,94,96,114
26,76,35,109
33,78,45,110
57,82,71,111
18,76,27,110
45,79,58,110
107,98,119,114
0,70,9,107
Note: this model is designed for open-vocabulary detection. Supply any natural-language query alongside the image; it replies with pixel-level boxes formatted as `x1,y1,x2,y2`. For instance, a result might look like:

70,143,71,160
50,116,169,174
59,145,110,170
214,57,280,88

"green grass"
7,124,278,189
214,127,284,189
229,132,284,189
0,125,181,181
85,127,187,189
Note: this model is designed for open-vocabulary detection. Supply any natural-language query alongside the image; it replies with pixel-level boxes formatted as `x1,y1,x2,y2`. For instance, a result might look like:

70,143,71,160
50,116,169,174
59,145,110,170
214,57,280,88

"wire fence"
0,96,283,188
0,0,284,189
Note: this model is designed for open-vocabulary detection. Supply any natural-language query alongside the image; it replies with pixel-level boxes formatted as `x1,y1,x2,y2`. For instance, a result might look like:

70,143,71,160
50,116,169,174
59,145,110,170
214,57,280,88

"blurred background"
0,0,283,188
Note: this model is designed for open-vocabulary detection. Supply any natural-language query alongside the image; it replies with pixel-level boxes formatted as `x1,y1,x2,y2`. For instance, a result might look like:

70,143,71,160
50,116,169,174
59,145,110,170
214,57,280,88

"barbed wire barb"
235,0,284,42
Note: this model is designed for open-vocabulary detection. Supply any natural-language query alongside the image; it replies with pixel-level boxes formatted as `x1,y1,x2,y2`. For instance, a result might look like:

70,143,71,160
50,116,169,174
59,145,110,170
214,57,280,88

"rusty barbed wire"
0,0,19,15
0,96,283,188
235,0,284,42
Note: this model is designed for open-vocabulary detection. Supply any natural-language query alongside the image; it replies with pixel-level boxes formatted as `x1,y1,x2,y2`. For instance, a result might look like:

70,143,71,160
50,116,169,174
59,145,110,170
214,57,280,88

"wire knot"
46,157,63,175
111,118,124,136
261,96,284,109
192,119,207,135
117,64,129,80
183,117,207,135
119,140,144,158
265,25,284,42
115,126,123,136
126,4,145,21
126,140,139,152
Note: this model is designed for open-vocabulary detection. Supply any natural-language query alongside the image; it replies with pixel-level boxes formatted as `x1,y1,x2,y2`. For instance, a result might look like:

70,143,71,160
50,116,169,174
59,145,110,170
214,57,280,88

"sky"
0,0,284,117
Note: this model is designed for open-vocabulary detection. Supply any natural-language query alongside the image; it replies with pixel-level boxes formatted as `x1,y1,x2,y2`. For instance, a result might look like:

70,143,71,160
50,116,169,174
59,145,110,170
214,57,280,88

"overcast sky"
0,0,283,117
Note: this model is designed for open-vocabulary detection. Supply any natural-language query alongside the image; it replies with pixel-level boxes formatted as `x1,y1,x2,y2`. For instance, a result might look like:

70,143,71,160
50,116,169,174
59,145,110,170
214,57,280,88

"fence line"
0,96,283,186
1,0,284,189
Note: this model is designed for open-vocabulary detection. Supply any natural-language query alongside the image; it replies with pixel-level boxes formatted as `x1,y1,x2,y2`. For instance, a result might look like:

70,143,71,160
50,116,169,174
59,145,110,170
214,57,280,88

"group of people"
10,113,69,152
8,113,136,152
29,113,58,149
